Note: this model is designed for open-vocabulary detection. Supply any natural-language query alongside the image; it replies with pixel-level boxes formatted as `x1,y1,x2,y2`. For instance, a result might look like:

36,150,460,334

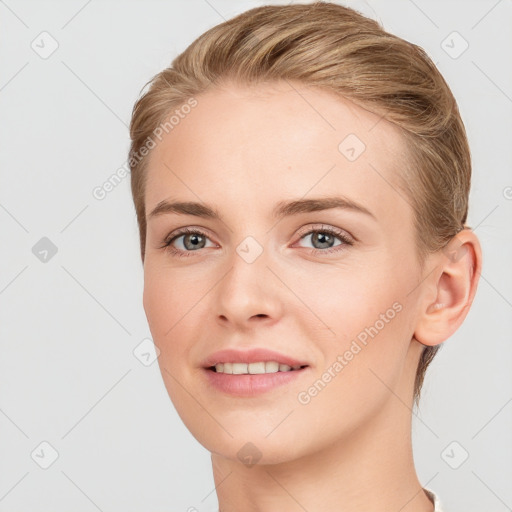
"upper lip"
201,348,309,368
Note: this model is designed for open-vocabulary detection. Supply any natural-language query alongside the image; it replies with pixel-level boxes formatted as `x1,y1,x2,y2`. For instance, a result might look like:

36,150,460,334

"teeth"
248,362,265,374
265,361,279,373
213,361,303,374
232,363,248,374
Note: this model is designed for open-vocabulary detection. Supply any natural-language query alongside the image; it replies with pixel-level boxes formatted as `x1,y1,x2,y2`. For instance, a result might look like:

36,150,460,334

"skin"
141,80,482,512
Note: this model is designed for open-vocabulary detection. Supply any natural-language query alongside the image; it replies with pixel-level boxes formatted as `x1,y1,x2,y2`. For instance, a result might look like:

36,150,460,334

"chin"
210,439,307,467
186,420,316,467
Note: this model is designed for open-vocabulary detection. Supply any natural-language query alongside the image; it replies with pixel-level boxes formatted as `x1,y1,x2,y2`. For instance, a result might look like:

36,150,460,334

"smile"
212,362,306,374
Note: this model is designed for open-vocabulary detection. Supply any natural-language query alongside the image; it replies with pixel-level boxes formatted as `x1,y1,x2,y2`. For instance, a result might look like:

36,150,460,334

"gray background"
1,0,511,511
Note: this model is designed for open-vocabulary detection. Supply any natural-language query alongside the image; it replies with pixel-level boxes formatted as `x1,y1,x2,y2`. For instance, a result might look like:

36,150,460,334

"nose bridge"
214,235,282,325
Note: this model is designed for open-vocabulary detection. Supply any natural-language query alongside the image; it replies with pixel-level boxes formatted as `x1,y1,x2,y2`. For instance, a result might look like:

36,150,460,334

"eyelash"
159,225,354,258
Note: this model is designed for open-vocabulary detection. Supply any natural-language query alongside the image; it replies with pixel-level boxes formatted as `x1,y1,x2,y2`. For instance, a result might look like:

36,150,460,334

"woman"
128,2,482,510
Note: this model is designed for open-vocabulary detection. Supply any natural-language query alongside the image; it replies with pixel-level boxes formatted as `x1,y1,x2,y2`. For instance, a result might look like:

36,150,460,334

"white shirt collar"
424,487,443,511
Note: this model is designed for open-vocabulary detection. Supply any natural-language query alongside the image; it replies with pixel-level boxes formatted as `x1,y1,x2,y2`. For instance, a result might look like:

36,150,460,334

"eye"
295,224,354,255
159,224,354,258
159,228,215,257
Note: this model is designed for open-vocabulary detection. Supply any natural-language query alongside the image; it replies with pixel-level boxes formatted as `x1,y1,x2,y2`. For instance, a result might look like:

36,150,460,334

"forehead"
144,80,411,224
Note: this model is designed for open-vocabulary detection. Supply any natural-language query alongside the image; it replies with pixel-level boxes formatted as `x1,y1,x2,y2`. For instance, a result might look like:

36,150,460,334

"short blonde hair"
129,1,472,404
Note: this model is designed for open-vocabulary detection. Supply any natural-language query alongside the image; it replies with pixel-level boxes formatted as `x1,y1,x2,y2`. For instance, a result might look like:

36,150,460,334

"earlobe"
414,229,482,347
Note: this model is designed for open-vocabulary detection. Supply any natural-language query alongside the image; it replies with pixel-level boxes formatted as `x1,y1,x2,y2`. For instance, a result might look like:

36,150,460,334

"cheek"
291,294,412,445
142,261,219,386
143,262,200,336
298,261,406,339
143,269,172,340
143,266,196,404
142,265,195,370
303,258,415,383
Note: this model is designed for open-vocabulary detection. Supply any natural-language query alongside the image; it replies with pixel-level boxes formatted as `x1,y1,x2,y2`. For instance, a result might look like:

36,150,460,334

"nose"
213,246,284,331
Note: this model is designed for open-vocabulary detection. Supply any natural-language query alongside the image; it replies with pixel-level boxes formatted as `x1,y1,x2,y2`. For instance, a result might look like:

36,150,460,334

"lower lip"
203,367,309,397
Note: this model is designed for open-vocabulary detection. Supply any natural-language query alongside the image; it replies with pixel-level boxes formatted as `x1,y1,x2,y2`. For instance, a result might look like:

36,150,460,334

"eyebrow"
147,196,376,222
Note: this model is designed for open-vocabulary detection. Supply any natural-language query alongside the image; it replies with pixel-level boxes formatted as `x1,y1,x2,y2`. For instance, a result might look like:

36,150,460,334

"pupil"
185,234,204,250
314,232,333,249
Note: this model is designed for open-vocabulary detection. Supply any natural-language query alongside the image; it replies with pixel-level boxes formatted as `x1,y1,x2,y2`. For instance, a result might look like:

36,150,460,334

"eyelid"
160,226,217,249
295,223,354,242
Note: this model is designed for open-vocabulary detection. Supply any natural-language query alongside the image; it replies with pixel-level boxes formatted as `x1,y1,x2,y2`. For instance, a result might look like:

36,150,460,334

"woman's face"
142,80,428,463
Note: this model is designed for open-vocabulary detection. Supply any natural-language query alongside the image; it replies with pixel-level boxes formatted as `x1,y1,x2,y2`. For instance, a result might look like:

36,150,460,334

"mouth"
200,347,311,396
207,362,309,374
203,362,310,397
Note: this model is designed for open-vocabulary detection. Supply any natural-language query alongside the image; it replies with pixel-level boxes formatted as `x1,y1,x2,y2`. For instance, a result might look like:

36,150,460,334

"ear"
414,228,482,346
